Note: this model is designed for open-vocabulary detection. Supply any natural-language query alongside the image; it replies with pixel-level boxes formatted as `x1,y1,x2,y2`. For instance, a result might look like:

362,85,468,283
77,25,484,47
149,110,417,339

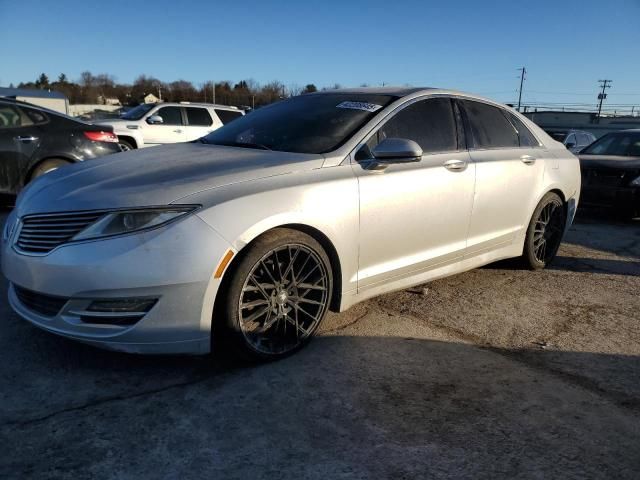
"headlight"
72,206,197,241
630,175,640,187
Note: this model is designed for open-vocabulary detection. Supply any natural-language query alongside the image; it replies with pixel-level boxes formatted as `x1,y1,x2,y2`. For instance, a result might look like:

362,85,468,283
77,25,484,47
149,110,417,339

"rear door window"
371,98,458,154
186,107,213,126
214,109,243,125
155,106,183,126
461,100,519,149
0,105,23,128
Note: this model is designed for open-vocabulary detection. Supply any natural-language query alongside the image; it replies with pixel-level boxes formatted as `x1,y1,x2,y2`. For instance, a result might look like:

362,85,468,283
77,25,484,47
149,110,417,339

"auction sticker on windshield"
336,101,383,112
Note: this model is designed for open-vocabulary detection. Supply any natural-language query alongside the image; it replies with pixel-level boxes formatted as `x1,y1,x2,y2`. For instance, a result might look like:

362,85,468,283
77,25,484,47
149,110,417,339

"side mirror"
360,138,422,170
565,142,576,150
147,115,164,125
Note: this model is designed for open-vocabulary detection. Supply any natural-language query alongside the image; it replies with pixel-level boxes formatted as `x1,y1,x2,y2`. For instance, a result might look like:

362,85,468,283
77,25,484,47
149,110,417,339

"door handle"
443,159,467,172
520,155,536,165
173,129,183,133
15,136,38,143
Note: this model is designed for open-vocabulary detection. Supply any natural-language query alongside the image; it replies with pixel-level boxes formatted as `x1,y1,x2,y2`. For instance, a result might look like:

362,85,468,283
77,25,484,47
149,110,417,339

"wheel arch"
116,134,138,149
25,155,76,184
216,223,343,314
528,185,570,224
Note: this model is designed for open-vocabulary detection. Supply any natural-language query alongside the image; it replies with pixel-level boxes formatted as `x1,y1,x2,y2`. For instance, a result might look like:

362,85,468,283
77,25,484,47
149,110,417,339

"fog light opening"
87,298,157,313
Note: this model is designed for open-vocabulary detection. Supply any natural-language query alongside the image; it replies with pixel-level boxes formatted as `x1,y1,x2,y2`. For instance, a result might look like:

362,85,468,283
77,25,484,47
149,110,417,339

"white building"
144,93,161,104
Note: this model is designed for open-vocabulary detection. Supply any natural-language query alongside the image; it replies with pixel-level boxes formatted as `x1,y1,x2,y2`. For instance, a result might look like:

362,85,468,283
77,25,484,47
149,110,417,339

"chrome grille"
16,211,104,253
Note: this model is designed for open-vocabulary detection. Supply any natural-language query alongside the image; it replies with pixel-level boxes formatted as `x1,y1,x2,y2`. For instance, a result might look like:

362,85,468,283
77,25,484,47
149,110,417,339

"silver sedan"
1,88,581,360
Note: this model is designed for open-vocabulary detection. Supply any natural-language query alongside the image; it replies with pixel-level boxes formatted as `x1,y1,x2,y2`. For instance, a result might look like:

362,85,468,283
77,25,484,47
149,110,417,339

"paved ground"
1,203,639,479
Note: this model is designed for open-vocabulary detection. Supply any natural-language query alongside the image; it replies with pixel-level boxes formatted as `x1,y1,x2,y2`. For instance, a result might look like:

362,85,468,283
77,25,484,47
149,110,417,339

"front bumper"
580,183,639,210
2,213,232,354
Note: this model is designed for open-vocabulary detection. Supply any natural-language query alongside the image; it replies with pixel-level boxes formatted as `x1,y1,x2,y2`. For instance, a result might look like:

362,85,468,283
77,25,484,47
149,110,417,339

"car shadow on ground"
551,255,640,276
1,332,639,479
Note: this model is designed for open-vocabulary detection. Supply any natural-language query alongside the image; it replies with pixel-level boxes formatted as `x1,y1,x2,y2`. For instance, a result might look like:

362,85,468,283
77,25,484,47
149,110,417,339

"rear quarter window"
214,109,243,125
22,107,47,125
507,113,541,147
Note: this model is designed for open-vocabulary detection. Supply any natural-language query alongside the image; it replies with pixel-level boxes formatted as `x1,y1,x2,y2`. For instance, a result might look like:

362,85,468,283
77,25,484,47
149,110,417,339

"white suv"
96,102,244,151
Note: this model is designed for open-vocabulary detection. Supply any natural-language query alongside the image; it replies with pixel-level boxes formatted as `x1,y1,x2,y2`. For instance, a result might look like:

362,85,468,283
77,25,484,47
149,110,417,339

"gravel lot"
1,204,638,479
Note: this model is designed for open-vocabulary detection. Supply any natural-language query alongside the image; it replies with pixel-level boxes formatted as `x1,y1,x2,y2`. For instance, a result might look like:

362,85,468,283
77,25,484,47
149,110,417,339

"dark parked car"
579,129,640,218
0,98,121,195
545,129,596,153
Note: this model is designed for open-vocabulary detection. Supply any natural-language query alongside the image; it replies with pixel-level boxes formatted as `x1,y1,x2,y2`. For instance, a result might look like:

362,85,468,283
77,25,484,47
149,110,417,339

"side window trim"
451,99,467,151
453,98,474,150
181,107,188,126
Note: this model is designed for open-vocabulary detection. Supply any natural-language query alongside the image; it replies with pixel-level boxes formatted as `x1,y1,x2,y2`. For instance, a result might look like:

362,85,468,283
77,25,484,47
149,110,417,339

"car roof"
313,86,429,96
309,87,517,107
155,102,240,110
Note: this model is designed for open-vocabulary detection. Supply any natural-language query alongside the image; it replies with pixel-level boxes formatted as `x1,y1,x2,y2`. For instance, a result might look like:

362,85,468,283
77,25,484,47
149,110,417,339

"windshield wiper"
211,141,272,151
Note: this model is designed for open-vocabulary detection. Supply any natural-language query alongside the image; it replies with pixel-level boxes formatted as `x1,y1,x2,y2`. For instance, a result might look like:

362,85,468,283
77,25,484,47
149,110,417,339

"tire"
216,228,333,362
118,138,135,151
522,192,566,269
29,158,71,182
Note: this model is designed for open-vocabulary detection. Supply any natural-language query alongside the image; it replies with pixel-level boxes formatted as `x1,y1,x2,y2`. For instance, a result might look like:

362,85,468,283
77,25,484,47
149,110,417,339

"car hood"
579,154,640,170
16,143,325,216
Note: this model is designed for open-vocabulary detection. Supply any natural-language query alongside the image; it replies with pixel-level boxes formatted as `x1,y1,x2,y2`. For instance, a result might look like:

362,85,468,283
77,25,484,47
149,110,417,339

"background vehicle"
0,98,120,195
545,129,596,153
2,88,580,360
579,129,640,218
95,102,244,151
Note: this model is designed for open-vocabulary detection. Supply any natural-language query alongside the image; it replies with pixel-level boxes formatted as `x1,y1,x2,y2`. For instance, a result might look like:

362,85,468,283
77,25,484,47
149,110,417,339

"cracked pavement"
1,206,639,479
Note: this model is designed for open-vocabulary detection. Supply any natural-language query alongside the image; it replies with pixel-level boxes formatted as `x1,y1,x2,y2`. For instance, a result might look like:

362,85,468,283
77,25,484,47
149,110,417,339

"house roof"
0,87,67,99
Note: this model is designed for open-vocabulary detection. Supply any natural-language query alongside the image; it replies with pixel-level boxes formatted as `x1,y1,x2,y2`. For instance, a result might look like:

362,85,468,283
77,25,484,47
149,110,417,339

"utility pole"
517,67,526,112
157,85,162,101
212,81,216,105
597,79,612,120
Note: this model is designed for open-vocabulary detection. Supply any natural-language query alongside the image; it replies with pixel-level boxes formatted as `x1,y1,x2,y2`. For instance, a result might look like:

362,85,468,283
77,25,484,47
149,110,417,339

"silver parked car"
1,88,581,360
546,129,597,154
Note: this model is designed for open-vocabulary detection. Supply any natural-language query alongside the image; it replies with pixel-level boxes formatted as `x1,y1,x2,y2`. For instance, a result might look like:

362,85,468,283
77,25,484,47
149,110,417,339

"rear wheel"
522,192,566,269
29,158,71,181
217,228,332,361
118,138,135,151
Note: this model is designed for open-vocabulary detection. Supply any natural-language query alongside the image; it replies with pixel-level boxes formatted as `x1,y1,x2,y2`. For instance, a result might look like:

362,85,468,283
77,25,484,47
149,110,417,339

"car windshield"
121,104,155,120
201,93,396,154
581,131,640,156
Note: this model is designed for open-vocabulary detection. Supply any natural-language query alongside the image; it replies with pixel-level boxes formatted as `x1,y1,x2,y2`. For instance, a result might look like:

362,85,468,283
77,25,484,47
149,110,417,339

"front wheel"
217,228,333,361
522,192,566,269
